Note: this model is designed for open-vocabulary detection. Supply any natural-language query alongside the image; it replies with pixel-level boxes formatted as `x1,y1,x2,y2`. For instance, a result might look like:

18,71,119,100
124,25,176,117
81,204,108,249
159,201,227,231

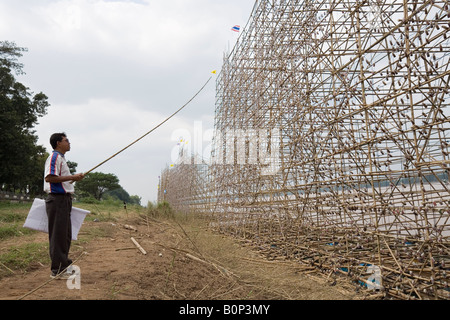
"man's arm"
45,173,85,183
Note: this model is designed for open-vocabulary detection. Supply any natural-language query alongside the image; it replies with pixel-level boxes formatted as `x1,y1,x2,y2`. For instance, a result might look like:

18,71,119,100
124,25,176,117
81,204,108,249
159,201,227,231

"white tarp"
23,198,90,240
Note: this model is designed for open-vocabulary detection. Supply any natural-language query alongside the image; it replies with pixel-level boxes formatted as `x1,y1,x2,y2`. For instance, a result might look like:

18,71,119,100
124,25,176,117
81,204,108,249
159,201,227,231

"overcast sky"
0,0,255,205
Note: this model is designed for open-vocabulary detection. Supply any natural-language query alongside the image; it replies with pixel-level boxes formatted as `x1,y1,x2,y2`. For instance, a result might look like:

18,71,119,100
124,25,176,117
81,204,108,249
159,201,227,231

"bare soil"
0,211,360,301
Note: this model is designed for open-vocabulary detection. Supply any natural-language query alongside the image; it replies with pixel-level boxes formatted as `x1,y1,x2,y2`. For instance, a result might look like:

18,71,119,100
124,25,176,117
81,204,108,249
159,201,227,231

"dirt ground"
0,212,360,301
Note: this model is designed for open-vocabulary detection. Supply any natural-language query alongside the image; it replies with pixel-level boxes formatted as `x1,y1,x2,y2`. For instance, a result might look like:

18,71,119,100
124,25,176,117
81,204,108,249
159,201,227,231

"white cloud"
20,0,244,66
0,0,255,205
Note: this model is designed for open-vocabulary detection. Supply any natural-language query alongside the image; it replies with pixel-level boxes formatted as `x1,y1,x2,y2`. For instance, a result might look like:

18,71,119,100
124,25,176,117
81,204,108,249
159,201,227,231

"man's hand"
71,173,85,182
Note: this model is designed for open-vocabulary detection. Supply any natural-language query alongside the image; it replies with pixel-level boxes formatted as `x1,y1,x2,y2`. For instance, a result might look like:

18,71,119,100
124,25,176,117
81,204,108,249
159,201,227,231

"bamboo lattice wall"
159,0,450,299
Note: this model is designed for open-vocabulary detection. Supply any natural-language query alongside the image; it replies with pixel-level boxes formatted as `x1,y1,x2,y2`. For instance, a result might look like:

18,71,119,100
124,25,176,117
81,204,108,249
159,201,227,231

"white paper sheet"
23,198,90,240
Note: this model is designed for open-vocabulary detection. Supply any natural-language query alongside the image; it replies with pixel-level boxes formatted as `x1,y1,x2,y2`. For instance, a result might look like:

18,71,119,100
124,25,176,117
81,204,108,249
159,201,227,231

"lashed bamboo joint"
159,0,450,300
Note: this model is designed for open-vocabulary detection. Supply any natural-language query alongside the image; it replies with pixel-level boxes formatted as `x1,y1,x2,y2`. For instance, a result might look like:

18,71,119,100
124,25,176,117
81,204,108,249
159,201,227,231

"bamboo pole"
131,237,147,255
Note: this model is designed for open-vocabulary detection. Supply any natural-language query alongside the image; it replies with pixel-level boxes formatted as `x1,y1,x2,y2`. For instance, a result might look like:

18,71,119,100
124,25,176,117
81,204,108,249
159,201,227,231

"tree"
67,161,78,175
23,147,48,195
0,41,49,193
128,195,142,206
105,187,142,206
0,41,27,75
105,186,131,203
75,172,121,200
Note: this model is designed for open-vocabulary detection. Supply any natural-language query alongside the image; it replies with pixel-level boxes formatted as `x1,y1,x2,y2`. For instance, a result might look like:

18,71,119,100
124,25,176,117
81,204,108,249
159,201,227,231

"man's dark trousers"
46,193,73,275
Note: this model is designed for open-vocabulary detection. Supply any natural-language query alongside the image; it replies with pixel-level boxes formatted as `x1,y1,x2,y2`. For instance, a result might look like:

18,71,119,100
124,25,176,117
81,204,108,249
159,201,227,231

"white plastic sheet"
23,198,90,240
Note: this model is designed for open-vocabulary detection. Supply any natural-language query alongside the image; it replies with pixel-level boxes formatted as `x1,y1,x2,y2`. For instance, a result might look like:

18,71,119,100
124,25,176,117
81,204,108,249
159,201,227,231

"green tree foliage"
0,41,27,75
75,172,121,201
0,41,49,194
76,172,142,205
105,186,130,203
67,161,78,175
128,195,142,206
104,187,141,205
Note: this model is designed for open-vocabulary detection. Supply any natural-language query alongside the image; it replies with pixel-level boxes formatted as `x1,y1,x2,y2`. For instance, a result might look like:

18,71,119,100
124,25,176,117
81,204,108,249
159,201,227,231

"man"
44,133,84,279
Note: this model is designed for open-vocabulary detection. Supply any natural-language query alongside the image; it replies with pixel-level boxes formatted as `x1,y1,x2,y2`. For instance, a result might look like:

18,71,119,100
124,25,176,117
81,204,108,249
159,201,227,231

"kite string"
83,76,212,176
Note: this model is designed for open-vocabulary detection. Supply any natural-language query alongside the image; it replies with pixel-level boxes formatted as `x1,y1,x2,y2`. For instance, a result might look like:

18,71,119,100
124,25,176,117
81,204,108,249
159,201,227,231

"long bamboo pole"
78,76,212,178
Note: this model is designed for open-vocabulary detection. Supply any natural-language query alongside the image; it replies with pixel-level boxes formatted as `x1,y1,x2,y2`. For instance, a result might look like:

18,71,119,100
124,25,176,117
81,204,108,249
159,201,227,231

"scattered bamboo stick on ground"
0,261,15,274
131,237,147,255
115,247,136,251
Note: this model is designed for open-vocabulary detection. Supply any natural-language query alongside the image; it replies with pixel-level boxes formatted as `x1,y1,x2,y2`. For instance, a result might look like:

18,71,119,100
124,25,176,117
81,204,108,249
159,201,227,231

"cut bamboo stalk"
0,261,15,274
131,237,147,255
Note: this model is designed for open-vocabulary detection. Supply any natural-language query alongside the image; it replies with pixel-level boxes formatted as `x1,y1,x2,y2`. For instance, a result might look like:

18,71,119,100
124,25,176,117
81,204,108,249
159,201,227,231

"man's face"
58,136,71,153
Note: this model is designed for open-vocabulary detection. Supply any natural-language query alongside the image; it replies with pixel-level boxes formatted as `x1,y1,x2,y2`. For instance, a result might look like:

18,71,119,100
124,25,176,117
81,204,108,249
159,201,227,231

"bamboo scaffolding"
159,0,450,300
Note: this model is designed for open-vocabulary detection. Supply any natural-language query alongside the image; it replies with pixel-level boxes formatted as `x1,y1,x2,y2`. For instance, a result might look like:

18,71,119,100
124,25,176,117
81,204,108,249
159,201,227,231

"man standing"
44,133,84,279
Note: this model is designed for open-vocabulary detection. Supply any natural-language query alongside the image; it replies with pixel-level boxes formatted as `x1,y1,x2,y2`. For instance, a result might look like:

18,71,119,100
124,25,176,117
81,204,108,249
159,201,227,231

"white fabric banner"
23,198,90,240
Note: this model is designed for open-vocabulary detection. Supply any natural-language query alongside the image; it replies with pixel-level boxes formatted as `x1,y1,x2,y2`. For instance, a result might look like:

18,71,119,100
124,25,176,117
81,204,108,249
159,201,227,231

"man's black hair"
50,133,67,150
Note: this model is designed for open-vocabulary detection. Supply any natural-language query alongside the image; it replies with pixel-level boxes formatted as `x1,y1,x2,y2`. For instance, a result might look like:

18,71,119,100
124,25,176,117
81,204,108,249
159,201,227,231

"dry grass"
164,212,359,300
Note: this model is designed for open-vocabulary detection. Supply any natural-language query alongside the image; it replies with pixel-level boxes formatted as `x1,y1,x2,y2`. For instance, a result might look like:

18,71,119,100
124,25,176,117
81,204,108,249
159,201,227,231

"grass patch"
0,201,36,241
76,199,144,223
147,201,175,219
0,242,49,279
0,224,35,240
0,201,48,279
0,202,30,222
